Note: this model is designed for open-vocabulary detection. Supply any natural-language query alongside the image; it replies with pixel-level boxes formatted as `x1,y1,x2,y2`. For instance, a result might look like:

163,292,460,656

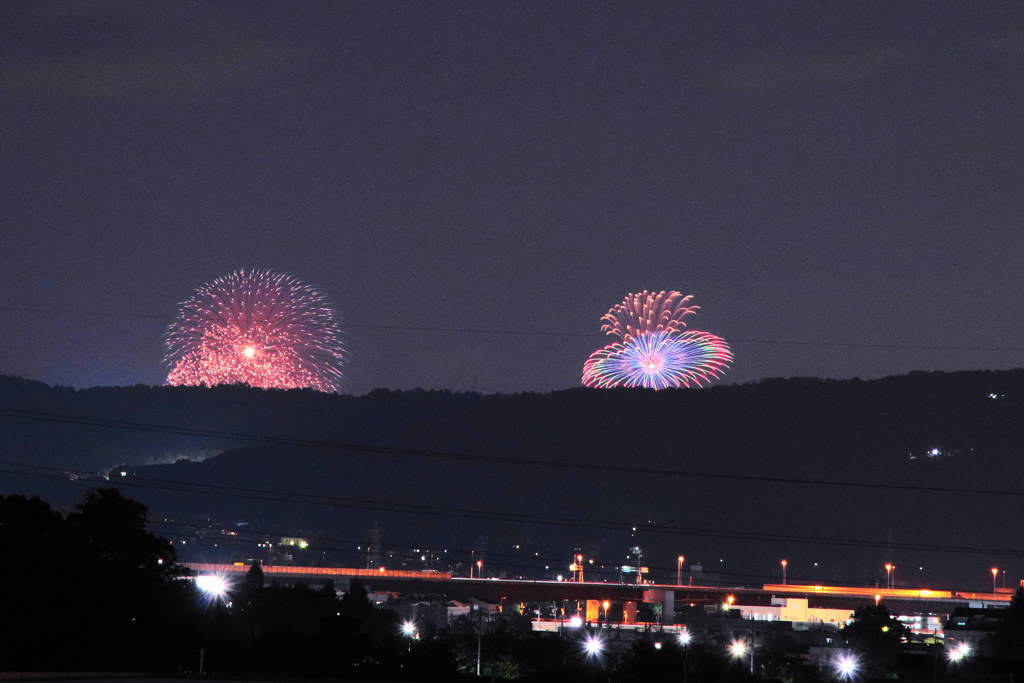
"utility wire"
2,304,1022,353
1,407,1022,498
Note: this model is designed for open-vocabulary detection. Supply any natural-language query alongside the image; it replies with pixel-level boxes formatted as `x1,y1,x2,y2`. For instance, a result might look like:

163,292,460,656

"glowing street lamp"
601,600,611,621
582,634,605,658
946,641,972,663
677,555,685,586
781,559,788,585
476,559,483,578
834,652,859,679
677,629,692,646
728,639,753,674
884,563,895,589
991,567,999,593
400,620,417,638
195,574,229,600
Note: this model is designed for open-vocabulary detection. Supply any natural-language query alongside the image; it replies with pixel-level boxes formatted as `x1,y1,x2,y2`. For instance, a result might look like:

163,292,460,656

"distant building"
944,607,1006,656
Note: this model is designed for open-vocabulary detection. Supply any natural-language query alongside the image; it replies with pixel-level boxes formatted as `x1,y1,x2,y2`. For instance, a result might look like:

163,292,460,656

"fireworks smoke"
165,269,345,392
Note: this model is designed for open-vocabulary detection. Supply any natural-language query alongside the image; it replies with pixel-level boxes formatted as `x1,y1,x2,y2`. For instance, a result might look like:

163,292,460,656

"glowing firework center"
165,269,346,392
582,290,732,390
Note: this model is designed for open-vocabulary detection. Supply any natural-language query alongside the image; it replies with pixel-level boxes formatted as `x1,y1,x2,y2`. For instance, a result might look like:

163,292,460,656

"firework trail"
583,290,732,390
600,290,699,342
165,269,345,392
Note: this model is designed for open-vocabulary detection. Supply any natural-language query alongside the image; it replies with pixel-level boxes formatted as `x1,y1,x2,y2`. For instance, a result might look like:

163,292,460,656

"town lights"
582,634,605,658
947,642,972,663
834,653,859,679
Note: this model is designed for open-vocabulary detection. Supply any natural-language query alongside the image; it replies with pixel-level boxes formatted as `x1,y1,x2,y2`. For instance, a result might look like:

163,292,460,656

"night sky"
3,2,1024,395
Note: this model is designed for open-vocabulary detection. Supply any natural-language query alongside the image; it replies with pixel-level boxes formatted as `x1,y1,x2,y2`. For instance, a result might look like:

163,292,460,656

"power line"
1,406,1022,498
2,304,1022,354
4,462,1022,559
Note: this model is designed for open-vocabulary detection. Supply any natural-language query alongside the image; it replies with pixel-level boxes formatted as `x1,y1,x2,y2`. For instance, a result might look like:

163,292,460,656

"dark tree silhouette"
995,587,1024,658
842,604,908,677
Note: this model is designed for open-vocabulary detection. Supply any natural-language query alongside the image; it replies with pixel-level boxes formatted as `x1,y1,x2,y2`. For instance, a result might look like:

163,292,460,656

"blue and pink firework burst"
582,291,732,390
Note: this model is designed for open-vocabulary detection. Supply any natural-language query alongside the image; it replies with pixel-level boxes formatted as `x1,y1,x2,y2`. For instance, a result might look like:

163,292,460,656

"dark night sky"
3,1,1024,395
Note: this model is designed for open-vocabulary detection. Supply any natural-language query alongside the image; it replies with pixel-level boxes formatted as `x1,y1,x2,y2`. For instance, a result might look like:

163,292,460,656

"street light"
601,600,611,622
476,559,483,578
677,555,685,586
781,559,788,585
728,639,753,674
677,629,692,646
195,574,229,600
400,620,417,637
947,641,972,663
582,634,605,658
884,563,895,589
991,567,999,593
834,652,859,679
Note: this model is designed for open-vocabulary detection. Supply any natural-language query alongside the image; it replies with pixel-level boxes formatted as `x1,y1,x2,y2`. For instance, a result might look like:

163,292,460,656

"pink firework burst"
165,269,345,392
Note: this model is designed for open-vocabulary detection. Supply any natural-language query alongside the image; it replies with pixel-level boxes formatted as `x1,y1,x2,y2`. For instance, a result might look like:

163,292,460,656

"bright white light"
195,575,228,598
654,641,663,650
583,635,605,657
677,630,692,646
728,639,749,659
567,615,583,628
947,642,971,662
401,621,417,637
834,653,859,679
242,346,256,358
